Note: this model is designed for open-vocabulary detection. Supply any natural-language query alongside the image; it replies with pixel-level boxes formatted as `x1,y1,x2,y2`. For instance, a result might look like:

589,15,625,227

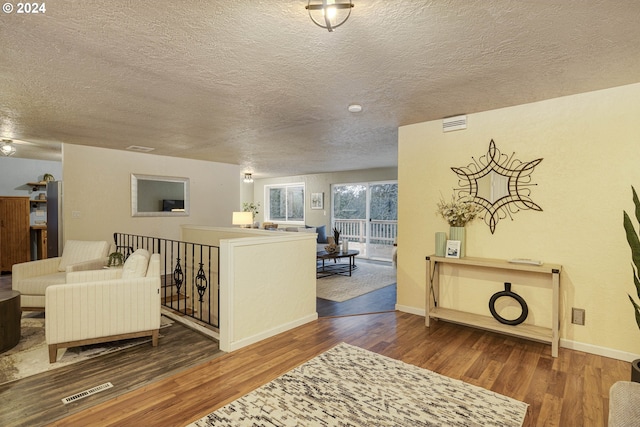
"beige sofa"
45,249,161,363
12,240,111,310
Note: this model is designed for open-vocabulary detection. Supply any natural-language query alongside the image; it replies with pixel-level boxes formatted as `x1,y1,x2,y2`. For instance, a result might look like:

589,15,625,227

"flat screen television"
162,199,185,212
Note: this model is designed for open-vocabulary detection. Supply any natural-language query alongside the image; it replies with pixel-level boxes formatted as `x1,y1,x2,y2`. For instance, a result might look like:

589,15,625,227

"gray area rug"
0,312,172,385
316,261,396,302
188,342,528,427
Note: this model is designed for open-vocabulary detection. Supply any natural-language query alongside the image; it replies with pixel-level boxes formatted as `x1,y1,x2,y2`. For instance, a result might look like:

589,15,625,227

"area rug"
316,261,396,302
0,312,172,385
188,342,528,427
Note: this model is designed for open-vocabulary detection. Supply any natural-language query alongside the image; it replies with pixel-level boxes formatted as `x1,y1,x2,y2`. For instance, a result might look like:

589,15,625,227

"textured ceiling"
1,1,640,177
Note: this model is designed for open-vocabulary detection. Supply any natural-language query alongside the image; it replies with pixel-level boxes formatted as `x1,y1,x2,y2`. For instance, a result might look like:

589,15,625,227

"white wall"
62,144,240,242
398,82,640,361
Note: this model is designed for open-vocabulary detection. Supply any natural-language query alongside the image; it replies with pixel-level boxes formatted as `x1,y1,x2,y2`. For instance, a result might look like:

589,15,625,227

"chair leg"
151,329,159,347
48,344,58,363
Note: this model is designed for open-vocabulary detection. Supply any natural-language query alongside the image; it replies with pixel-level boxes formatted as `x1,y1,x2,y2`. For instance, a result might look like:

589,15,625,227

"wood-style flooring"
0,273,223,427
316,283,396,317
0,316,222,427
51,311,629,427
1,272,631,427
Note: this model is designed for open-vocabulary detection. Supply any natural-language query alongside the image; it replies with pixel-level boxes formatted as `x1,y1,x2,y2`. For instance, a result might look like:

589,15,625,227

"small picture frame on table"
311,192,324,209
445,240,461,259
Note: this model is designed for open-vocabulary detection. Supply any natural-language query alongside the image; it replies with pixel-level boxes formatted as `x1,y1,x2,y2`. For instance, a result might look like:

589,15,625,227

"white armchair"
45,250,161,363
12,240,111,310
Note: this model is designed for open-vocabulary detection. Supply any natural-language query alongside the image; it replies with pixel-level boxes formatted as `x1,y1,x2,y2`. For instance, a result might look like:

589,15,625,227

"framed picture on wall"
311,192,324,209
445,240,461,259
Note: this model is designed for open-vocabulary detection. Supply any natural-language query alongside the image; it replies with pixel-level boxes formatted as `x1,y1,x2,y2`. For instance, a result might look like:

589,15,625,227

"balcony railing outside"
333,219,397,260
113,233,220,329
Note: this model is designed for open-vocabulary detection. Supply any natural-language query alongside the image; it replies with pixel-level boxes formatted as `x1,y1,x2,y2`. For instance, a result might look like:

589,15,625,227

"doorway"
331,181,397,261
317,181,398,318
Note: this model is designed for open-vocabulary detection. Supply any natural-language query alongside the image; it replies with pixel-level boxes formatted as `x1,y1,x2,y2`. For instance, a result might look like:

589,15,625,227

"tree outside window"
266,184,305,223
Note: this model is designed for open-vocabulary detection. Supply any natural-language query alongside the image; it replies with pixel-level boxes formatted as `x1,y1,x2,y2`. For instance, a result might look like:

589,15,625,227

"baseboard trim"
560,338,640,362
227,313,319,352
395,304,425,317
395,305,640,362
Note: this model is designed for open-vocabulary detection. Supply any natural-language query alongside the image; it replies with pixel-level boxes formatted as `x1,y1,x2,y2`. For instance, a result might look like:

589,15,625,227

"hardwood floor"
0,316,222,427
50,311,630,427
316,283,396,317
2,272,631,426
1,270,223,427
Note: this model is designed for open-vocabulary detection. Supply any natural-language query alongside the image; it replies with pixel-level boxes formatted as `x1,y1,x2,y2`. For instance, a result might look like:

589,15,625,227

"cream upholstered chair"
12,240,111,310
45,249,161,363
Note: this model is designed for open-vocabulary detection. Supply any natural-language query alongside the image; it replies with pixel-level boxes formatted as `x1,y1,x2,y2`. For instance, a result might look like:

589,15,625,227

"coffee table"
316,250,360,278
0,290,21,353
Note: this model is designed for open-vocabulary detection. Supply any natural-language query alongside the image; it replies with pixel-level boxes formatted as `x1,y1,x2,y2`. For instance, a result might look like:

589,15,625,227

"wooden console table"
426,255,561,357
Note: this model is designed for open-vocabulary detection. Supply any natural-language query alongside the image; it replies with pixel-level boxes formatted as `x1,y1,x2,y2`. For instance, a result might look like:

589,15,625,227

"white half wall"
181,226,318,352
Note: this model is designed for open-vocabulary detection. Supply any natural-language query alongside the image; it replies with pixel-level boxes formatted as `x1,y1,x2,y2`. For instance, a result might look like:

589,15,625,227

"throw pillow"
316,225,327,243
121,248,150,279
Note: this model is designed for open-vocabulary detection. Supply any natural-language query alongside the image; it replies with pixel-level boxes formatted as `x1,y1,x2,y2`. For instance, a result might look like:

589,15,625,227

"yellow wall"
62,144,240,242
398,83,640,360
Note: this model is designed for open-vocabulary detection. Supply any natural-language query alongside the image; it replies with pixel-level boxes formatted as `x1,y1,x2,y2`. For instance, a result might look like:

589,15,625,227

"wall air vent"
442,115,467,133
126,145,155,153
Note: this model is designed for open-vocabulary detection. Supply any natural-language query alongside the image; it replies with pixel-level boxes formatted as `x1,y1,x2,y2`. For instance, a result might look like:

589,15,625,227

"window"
265,183,305,223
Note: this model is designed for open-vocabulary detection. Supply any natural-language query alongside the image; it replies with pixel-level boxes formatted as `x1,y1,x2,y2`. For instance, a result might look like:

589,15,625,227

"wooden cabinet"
426,255,561,357
0,197,31,272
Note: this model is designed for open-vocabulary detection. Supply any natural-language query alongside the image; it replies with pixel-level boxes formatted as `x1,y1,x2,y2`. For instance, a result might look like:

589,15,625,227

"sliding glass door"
332,181,397,261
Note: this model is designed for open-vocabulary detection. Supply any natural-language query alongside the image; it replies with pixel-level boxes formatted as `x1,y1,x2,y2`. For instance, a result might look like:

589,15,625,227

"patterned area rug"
188,343,528,427
0,312,172,385
316,262,396,302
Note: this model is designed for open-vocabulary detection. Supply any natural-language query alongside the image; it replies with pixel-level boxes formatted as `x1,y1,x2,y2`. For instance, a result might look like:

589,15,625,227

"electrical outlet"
572,308,586,325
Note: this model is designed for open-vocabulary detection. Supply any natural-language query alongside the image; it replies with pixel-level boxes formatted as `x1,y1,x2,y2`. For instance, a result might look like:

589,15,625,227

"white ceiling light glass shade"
306,0,354,32
1,139,16,156
243,173,253,183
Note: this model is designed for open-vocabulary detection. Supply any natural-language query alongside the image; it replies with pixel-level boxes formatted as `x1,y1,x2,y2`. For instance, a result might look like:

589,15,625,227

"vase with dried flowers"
436,194,481,257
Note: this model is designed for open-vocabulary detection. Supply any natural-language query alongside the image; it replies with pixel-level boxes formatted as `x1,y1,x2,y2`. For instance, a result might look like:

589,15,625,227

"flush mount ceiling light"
243,173,254,183
348,104,362,113
306,0,354,32
1,139,16,156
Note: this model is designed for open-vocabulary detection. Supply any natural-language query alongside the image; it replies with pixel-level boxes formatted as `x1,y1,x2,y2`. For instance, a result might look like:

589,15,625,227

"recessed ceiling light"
348,104,362,113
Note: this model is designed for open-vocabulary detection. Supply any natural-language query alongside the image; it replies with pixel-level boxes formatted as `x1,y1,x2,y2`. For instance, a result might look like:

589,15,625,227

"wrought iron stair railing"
113,232,220,329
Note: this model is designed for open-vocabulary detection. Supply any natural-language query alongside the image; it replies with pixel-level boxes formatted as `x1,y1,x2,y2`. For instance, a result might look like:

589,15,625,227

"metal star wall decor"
451,140,543,234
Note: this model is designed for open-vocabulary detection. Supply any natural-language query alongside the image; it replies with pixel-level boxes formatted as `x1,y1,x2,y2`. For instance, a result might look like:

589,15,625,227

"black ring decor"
488,282,528,326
